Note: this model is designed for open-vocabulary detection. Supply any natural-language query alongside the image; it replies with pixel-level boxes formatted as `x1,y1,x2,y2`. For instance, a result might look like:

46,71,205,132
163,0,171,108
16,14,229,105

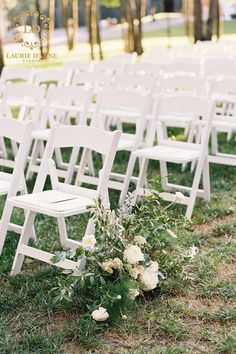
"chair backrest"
203,59,236,79
127,62,162,76
93,60,126,75
44,86,92,127
210,78,236,117
164,60,201,76
114,73,157,93
71,71,113,91
94,90,150,147
0,118,35,196
0,67,34,84
63,61,93,73
141,48,170,64
33,68,72,88
160,74,203,96
2,83,45,125
148,95,214,153
106,53,137,64
34,125,121,200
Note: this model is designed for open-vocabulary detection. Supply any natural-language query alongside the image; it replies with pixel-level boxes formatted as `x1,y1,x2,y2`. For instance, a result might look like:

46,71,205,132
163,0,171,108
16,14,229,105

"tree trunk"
35,0,44,58
193,0,203,42
46,0,55,56
206,0,217,40
86,0,103,60
124,0,144,55
72,0,79,47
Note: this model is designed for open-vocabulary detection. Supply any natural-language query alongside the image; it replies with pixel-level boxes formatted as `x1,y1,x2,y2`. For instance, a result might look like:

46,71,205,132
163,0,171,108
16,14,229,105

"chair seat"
134,145,200,163
0,172,24,195
9,190,94,217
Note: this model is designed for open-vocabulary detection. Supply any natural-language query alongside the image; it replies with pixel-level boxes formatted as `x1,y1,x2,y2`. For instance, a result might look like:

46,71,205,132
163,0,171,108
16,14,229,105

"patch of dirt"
194,213,236,234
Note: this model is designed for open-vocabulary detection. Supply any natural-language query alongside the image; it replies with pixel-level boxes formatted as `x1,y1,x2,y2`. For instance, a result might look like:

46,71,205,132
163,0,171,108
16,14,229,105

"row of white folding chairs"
0,94,212,276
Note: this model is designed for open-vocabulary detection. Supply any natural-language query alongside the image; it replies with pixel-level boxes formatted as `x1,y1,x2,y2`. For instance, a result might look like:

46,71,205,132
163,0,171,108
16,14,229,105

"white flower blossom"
117,295,122,300
129,288,140,300
102,260,114,274
91,307,109,322
82,234,96,250
139,262,160,291
123,245,144,265
175,191,185,202
133,236,147,246
129,265,144,279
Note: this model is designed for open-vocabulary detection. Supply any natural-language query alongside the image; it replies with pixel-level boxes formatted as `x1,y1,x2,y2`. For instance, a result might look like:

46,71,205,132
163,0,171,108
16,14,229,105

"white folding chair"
5,125,120,275
91,90,150,205
26,86,92,180
158,75,204,139
0,119,35,254
33,68,72,89
0,67,34,84
2,83,45,124
208,78,236,165
122,95,214,219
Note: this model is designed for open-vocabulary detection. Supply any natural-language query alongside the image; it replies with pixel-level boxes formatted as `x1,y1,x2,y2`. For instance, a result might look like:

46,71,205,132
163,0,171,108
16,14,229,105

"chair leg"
202,158,211,202
186,156,206,219
135,158,149,200
211,128,218,155
57,217,67,248
119,153,137,206
0,202,14,255
11,211,36,276
85,218,95,235
159,161,168,190
26,139,41,180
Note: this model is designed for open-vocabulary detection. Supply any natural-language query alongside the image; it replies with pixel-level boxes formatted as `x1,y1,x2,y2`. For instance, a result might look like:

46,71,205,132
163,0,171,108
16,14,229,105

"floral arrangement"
52,186,192,328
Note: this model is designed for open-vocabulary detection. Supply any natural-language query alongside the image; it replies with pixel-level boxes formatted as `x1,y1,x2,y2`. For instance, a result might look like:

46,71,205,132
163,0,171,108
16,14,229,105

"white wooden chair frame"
5,125,120,275
122,95,215,219
0,119,35,254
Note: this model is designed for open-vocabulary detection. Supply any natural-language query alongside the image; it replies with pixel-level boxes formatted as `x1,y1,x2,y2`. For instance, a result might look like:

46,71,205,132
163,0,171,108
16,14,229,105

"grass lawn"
0,129,236,353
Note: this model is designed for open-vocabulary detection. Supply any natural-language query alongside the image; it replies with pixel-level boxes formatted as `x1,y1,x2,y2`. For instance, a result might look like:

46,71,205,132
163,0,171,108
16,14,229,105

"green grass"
0,127,236,353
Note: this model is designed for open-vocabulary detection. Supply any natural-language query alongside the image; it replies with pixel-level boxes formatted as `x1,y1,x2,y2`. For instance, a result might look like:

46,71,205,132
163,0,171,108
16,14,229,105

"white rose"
133,236,147,246
112,258,123,271
129,265,144,279
175,191,185,202
139,265,159,291
123,245,144,265
91,307,109,322
102,260,114,274
129,288,140,300
82,234,96,250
